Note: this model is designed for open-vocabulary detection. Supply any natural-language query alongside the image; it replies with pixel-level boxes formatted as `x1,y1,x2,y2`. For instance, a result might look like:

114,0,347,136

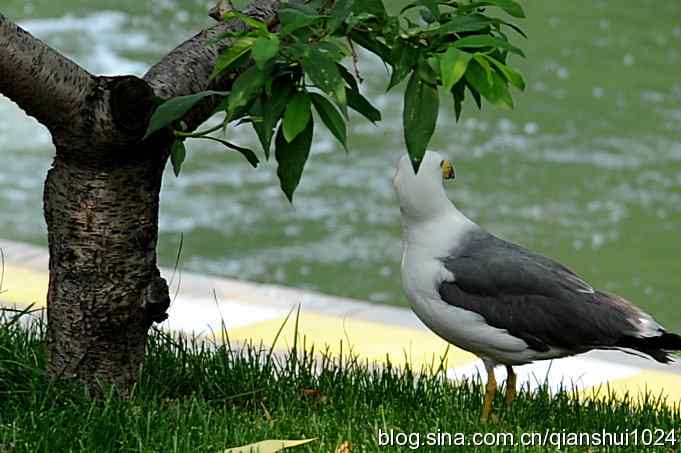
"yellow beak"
442,160,455,180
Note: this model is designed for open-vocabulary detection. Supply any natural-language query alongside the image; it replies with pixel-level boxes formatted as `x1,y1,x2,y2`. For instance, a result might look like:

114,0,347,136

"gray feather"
438,230,648,353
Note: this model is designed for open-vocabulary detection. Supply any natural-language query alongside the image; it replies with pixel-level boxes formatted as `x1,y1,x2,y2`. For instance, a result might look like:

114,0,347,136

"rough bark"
39,72,169,391
0,1,279,393
0,13,94,139
44,144,168,389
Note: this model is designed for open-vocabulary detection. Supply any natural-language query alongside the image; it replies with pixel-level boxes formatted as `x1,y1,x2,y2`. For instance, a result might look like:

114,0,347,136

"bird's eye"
440,160,444,168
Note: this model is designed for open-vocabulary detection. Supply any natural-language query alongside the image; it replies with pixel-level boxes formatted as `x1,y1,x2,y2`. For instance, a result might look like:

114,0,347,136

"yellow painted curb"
226,311,479,370
583,369,681,407
0,264,47,307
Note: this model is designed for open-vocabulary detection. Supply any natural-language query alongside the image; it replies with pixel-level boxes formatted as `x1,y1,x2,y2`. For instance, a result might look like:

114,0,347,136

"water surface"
1,1,680,328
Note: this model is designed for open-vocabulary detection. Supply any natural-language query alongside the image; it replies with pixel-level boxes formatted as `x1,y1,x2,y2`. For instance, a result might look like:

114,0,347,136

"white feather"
634,315,663,338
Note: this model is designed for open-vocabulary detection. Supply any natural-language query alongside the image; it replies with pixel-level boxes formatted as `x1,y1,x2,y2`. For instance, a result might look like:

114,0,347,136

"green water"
1,1,680,328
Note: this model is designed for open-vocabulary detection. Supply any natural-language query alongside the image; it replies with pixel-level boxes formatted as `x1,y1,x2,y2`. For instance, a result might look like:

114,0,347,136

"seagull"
393,150,681,421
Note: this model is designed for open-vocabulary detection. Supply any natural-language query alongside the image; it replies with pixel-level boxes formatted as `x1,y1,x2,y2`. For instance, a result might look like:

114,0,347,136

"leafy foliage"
145,0,527,199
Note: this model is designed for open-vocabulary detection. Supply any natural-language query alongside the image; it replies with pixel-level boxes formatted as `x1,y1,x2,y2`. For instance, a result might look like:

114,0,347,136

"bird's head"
393,150,456,221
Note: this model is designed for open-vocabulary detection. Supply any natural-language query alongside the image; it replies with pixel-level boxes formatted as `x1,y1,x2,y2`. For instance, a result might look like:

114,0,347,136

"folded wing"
438,231,655,354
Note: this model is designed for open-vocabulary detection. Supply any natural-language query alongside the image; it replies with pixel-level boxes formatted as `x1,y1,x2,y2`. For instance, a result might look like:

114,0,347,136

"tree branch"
1,1,281,150
143,0,281,131
0,13,95,134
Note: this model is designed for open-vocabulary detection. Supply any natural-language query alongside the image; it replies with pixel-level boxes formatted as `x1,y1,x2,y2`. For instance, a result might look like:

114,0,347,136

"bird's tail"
615,332,681,363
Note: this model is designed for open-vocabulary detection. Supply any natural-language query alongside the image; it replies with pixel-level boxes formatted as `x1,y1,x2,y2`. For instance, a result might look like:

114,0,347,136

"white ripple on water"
518,134,680,170
18,11,152,75
194,229,401,280
640,91,665,104
0,99,52,151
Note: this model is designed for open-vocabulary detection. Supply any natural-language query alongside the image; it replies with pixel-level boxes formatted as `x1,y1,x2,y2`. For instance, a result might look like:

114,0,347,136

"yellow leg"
505,365,517,407
480,365,497,422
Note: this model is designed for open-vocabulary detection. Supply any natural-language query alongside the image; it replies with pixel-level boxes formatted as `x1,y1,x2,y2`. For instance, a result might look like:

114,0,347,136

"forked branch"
0,13,94,135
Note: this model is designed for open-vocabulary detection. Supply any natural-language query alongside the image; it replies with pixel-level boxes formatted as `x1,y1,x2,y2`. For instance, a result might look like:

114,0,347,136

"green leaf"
465,59,512,109
440,47,472,92
420,8,436,24
144,90,228,138
351,0,386,19
205,30,249,46
388,42,417,90
489,70,514,109
469,83,483,109
328,0,354,33
493,17,528,38
250,97,268,152
302,51,346,110
211,37,257,79
347,88,381,123
473,53,494,84
468,0,525,18
482,54,526,90
252,36,280,70
279,8,325,36
417,59,439,86
283,2,319,15
315,40,350,60
275,120,314,202
310,93,347,151
435,13,494,35
349,30,391,61
403,71,439,172
170,140,186,177
465,59,492,99
202,136,260,167
400,0,441,16
227,66,264,118
222,10,269,33
337,64,359,92
451,79,466,121
453,35,525,57
251,81,293,159
346,12,377,28
283,91,312,142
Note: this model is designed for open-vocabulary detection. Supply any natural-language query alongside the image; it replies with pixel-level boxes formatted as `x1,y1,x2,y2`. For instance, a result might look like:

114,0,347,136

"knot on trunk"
143,274,171,326
109,75,155,136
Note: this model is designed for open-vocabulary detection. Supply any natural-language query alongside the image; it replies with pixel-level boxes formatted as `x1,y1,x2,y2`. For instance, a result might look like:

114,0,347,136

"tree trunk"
39,74,170,392
44,142,169,390
0,0,280,393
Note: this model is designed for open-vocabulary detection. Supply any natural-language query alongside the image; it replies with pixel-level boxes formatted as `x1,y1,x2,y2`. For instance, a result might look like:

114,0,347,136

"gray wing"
438,231,648,353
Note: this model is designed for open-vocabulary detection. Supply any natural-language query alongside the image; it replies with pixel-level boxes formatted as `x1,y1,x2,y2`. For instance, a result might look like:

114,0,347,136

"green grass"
1,309,679,452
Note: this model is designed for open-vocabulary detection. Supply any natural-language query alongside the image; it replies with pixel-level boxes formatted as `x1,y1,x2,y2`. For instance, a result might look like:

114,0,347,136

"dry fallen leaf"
260,400,274,426
222,438,317,453
302,388,328,403
335,441,352,453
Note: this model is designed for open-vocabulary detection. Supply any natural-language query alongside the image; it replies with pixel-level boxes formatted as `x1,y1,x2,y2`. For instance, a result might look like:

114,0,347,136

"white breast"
400,212,533,363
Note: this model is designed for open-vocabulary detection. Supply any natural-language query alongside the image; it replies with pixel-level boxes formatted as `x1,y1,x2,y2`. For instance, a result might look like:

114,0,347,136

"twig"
347,38,363,84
